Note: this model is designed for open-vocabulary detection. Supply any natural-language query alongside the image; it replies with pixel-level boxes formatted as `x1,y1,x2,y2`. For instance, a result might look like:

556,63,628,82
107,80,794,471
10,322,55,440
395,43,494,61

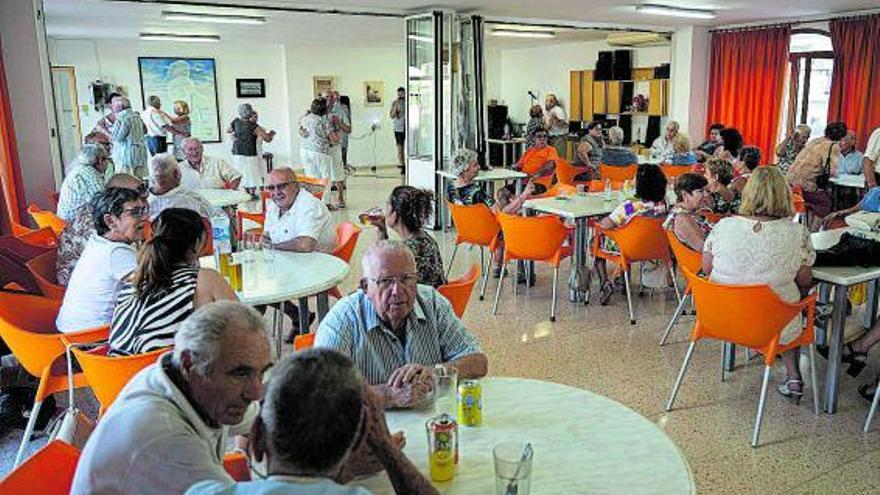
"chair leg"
623,269,636,325
751,365,772,448
447,244,459,278
669,263,682,304
479,247,492,301
720,343,727,382
865,376,880,433
659,292,688,346
808,344,820,415
492,258,506,315
14,399,43,467
550,267,559,322
666,341,696,411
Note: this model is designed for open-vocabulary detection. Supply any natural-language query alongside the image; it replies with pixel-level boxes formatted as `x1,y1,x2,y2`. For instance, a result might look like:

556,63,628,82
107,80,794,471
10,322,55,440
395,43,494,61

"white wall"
284,44,405,169
47,38,292,167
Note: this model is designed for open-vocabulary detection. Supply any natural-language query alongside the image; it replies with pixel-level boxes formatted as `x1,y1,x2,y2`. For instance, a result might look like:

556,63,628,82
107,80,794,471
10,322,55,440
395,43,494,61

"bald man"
262,167,336,253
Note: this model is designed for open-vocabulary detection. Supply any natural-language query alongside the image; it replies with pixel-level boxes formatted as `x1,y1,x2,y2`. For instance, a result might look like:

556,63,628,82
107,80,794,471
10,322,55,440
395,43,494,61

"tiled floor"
3,172,880,493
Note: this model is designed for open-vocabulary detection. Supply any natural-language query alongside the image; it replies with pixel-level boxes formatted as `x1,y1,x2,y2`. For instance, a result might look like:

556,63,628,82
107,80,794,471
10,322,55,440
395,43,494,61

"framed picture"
313,76,336,98
138,57,221,143
236,78,266,98
363,81,385,106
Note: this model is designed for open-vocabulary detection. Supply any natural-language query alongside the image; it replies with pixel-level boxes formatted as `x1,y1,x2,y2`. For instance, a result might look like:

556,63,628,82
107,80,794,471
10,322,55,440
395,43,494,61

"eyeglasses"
122,206,148,218
265,181,295,192
369,273,418,289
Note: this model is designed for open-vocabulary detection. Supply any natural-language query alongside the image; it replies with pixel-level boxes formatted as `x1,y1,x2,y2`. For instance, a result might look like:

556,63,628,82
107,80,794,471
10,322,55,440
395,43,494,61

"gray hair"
238,103,255,119
113,96,131,109
147,95,161,108
795,124,812,137
667,120,680,132
261,348,364,472
608,126,625,146
181,137,203,151
361,240,415,279
70,144,108,171
172,301,266,375
271,166,298,183
449,148,478,177
148,152,179,180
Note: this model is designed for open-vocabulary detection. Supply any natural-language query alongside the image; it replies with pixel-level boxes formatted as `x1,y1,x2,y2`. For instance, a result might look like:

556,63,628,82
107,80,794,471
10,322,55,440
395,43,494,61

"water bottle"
604,178,612,202
210,211,232,255
619,180,629,201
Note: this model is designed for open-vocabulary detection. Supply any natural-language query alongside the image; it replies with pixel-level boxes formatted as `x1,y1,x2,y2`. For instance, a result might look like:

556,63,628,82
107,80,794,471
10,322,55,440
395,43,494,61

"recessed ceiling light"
491,29,556,39
635,4,717,20
161,11,266,25
139,33,221,43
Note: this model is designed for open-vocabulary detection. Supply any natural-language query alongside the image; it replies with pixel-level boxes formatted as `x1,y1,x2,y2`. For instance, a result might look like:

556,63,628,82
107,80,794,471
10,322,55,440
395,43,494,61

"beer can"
457,380,482,427
425,413,458,482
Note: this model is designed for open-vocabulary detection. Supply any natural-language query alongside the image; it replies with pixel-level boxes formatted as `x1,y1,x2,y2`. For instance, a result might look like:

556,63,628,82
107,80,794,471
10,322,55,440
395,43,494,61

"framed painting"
363,81,384,106
138,57,221,143
313,76,335,98
236,78,265,98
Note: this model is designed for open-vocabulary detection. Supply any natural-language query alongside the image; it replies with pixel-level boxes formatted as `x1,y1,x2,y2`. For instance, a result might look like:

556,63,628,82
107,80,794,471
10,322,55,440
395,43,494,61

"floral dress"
406,231,447,288
600,199,668,253
447,182,495,207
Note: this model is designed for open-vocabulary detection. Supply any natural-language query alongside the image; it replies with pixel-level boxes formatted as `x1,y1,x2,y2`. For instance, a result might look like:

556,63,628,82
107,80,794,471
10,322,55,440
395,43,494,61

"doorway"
50,66,82,169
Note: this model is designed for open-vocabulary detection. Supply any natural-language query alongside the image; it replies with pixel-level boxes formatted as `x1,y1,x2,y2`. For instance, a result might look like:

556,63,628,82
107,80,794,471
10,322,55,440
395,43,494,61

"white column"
669,26,710,143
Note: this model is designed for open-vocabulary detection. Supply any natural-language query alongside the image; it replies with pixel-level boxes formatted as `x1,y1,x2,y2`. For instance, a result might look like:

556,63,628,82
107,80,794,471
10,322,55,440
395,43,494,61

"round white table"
357,377,694,494
200,250,349,355
196,188,253,208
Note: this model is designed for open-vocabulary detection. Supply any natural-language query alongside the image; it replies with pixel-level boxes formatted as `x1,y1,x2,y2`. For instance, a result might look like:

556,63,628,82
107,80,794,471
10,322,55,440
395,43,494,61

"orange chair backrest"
68,344,165,413
447,202,501,248
236,211,266,241
599,163,637,183
587,179,623,192
25,250,65,300
0,440,80,494
660,165,694,180
664,230,702,275
298,175,328,200
27,204,66,236
0,292,65,377
792,192,806,214
260,190,271,212
554,158,578,186
497,212,568,263
437,263,480,318
332,222,361,262
11,221,35,237
18,227,58,249
605,216,671,265
293,333,316,351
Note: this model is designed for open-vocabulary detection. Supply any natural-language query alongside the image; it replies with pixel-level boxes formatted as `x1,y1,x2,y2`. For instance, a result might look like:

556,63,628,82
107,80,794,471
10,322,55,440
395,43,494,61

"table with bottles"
357,377,694,494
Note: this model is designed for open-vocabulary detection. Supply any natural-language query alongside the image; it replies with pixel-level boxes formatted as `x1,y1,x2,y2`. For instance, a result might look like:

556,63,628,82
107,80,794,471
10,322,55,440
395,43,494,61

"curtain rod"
710,10,879,32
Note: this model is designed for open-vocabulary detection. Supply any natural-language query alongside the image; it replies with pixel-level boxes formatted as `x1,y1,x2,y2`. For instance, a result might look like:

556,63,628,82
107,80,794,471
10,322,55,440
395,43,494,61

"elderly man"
543,93,568,157
179,138,242,191
147,152,212,220
187,348,438,495
263,167,336,253
650,120,679,162
316,241,488,409
142,95,174,155
56,144,110,221
864,126,880,188
104,96,148,178
71,301,272,495
776,124,812,173
837,131,864,176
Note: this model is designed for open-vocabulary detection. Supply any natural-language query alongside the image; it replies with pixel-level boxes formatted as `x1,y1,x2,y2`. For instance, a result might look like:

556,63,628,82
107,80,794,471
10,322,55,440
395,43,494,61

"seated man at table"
507,129,557,196
186,348,439,495
147,152,212,220
316,241,488,409
263,167,336,253
71,301,272,495
179,138,243,191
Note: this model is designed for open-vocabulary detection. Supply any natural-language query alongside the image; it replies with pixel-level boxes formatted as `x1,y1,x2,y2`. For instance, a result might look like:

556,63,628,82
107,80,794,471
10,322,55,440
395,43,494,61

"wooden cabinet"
568,67,668,121
648,79,668,116
580,70,594,120
606,81,621,114
592,81,607,114
569,71,583,121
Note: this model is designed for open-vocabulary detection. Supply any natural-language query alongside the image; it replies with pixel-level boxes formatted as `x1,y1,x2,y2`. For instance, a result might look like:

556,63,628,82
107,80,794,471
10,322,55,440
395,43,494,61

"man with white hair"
56,144,110,221
147,152,212,220
316,240,488,409
178,137,242,191
106,95,148,177
71,301,273,495
142,95,174,155
650,120,680,162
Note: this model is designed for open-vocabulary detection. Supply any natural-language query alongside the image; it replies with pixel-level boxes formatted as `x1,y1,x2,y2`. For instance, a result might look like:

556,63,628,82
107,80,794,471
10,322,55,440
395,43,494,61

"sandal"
816,342,868,377
599,280,615,306
858,376,878,403
776,379,804,404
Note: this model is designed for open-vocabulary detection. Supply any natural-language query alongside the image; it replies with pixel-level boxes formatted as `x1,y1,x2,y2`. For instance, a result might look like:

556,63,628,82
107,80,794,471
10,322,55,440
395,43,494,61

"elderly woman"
601,126,638,166
703,167,815,402
731,146,761,194
573,121,605,172
525,104,544,149
299,98,339,207
787,121,847,229
57,144,110,221
664,173,711,251
669,133,697,166
776,124,812,173
704,158,739,215
109,208,236,356
227,103,276,198
56,187,146,333
169,100,192,161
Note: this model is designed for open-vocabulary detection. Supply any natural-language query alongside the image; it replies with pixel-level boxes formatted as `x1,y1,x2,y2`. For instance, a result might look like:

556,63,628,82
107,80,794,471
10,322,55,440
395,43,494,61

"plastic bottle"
604,178,612,202
210,210,232,255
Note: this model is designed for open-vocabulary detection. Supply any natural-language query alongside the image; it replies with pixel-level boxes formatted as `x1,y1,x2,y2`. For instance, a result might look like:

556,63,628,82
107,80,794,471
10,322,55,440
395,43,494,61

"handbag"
47,344,95,449
815,141,833,190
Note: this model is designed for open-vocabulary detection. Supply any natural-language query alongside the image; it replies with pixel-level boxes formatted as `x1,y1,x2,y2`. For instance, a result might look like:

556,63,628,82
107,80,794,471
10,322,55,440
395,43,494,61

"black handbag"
815,232,880,267
815,142,833,190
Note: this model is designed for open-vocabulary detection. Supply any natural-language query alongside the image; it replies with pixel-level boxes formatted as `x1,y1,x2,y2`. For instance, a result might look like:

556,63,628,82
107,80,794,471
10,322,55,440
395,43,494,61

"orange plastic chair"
328,222,361,299
237,210,266,242
297,175,328,200
64,343,166,416
592,216,679,324
25,250,65,299
11,221,36,237
587,179,624,192
665,266,819,447
599,163,637,183
0,440,80,494
658,230,703,346
27,204,66,236
16,226,58,249
660,164,694,180
554,158,591,187
447,202,502,300
293,332,316,351
0,292,109,466
438,263,481,319
494,213,572,322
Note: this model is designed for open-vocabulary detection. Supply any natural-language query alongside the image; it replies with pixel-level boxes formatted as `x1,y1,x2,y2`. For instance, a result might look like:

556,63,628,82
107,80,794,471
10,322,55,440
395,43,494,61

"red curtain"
706,26,791,161
0,41,26,234
828,15,880,149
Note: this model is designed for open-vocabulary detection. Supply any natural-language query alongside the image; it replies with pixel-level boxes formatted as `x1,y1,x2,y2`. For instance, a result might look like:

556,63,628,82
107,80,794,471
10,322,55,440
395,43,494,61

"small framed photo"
236,78,265,98
313,76,336,98
363,81,384,106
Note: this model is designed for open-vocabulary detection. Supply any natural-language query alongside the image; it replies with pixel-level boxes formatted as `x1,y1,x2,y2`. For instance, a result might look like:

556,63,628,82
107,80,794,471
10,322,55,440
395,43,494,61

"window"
782,30,833,140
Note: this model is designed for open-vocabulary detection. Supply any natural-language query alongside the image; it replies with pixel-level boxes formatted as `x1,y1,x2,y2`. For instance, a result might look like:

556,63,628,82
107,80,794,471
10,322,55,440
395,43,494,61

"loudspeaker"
612,50,632,81
487,105,507,139
595,51,613,81
654,63,670,79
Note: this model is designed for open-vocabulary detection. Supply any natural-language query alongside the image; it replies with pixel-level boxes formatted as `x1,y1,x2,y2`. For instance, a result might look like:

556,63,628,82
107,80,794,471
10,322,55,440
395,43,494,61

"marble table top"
830,174,866,189
524,192,619,219
199,250,349,305
812,227,880,286
357,377,695,495
196,188,253,208
436,168,528,182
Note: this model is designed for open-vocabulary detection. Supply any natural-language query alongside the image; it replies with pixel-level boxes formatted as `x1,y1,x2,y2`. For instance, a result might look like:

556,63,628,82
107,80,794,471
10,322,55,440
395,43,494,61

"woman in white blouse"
702,167,815,403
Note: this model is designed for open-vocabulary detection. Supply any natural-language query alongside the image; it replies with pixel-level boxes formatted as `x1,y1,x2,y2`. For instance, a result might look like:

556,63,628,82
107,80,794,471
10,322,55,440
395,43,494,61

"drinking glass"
494,442,533,495
433,364,458,416
260,236,274,262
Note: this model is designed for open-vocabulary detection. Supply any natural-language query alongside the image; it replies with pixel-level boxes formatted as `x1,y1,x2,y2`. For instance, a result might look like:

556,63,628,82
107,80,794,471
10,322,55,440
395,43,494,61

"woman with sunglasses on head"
56,187,148,333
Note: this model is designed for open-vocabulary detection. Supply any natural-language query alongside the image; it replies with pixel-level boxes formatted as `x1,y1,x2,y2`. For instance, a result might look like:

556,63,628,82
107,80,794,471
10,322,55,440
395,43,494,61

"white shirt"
865,127,880,171
543,105,568,137
179,156,244,191
264,190,336,253
70,353,256,495
56,235,136,333
148,185,213,220
141,107,170,137
651,135,676,161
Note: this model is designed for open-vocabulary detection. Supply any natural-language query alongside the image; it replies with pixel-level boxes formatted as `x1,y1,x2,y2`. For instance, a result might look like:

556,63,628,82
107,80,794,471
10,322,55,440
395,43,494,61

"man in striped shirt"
316,241,488,409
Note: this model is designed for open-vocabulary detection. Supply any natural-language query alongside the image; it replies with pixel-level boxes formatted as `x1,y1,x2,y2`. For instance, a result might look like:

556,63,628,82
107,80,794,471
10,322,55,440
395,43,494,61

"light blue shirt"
186,479,371,495
315,285,483,385
110,108,148,175
837,150,864,175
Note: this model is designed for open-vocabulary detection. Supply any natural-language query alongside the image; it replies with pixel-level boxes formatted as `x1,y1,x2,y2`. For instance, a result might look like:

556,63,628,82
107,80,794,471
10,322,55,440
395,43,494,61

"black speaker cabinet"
487,105,508,139
613,50,632,81
595,51,613,81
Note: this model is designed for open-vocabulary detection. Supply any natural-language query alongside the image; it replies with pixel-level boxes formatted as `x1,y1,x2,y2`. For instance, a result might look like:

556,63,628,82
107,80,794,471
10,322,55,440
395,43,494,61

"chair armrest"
61,325,110,344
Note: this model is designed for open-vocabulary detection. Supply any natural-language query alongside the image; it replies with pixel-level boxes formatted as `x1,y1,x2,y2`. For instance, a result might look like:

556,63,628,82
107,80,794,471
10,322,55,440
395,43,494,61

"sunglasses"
265,181,295,192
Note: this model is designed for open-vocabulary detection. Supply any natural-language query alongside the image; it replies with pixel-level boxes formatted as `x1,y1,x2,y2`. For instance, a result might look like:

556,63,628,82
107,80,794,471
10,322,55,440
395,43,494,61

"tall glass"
494,442,533,495
260,236,274,262
433,364,458,416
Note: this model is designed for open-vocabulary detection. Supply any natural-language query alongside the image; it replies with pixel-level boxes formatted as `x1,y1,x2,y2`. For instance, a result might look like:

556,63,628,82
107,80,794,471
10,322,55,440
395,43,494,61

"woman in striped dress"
109,208,237,356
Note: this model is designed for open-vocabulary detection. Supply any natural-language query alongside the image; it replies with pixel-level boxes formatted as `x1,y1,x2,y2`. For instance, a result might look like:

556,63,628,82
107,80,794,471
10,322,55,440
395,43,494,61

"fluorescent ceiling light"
635,4,717,19
139,33,221,43
161,11,266,25
491,29,556,39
